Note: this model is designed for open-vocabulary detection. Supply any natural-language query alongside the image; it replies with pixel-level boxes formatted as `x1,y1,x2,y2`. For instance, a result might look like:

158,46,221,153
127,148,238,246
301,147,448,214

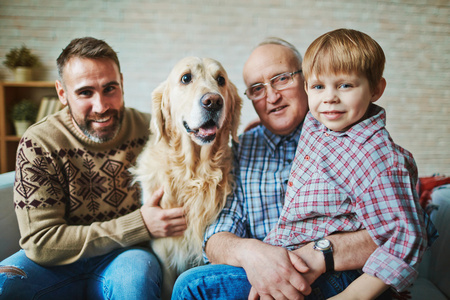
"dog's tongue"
199,126,217,136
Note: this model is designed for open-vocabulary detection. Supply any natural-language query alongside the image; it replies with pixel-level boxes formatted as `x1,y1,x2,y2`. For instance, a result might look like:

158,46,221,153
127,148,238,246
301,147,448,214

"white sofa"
0,171,448,298
0,171,20,260
407,185,450,299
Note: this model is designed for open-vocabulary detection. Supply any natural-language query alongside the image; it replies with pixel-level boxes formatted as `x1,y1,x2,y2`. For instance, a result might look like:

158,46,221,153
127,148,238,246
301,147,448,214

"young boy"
264,29,430,299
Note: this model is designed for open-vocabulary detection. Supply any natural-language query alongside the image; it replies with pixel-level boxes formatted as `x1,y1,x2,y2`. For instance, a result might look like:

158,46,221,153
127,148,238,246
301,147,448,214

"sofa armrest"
411,184,450,299
0,171,20,261
425,185,450,298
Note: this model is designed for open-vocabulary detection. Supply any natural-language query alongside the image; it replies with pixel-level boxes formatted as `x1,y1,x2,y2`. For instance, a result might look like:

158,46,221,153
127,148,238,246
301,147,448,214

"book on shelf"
35,97,50,122
36,97,62,122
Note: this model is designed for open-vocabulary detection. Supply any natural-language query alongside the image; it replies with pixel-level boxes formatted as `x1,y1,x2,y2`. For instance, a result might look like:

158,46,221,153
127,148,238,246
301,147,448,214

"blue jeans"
0,247,162,300
172,264,391,300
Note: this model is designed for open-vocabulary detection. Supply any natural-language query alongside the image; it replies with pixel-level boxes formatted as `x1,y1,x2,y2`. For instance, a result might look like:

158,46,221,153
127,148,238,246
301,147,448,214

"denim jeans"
172,264,392,300
0,247,162,300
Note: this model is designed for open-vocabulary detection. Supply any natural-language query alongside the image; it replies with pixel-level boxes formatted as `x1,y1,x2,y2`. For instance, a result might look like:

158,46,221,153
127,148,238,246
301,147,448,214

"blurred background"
0,0,448,176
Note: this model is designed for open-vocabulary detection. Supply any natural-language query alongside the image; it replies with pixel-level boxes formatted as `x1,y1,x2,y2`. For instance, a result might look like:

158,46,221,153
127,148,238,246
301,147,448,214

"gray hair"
257,37,302,66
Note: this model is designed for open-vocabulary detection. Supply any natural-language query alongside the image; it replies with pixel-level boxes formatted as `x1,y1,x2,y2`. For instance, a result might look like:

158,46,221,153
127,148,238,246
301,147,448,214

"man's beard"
68,105,125,143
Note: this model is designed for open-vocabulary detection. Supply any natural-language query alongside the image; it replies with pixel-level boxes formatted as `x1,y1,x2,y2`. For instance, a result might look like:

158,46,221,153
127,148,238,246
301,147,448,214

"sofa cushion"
0,171,20,260
411,184,450,299
409,277,447,300
424,185,450,298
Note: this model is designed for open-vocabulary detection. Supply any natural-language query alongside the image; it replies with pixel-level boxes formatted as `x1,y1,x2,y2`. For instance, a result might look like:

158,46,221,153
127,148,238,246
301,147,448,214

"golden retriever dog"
132,57,242,298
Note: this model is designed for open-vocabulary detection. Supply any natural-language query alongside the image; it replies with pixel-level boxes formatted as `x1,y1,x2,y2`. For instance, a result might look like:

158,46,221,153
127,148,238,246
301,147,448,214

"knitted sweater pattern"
12,107,151,265
14,107,149,223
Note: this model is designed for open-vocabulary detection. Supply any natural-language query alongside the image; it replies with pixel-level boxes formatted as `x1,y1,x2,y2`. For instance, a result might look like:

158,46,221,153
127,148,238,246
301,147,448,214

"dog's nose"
201,93,223,112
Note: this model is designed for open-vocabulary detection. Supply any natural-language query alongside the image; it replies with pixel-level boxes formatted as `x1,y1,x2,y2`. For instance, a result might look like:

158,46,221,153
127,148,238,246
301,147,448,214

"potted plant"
3,45,39,82
11,99,37,136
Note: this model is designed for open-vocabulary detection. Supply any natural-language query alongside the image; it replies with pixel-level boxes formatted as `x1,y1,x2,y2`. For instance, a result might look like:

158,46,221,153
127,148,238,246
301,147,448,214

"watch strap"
314,239,334,272
322,248,334,272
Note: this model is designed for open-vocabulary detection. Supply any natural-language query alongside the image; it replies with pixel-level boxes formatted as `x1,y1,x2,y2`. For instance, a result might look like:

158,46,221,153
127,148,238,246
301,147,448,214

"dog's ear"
227,80,243,143
151,80,169,143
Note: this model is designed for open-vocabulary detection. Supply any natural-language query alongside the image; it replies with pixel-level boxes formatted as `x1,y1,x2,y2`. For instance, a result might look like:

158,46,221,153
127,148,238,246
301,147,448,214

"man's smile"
269,105,288,114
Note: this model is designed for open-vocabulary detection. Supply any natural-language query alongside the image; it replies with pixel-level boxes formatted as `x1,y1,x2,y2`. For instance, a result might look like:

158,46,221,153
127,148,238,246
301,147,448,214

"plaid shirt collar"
262,121,303,156
308,104,386,144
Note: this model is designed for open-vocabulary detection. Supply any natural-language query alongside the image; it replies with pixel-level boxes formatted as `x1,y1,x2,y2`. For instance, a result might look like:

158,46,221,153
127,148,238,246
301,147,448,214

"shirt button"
325,132,330,137
305,155,310,160
288,181,293,187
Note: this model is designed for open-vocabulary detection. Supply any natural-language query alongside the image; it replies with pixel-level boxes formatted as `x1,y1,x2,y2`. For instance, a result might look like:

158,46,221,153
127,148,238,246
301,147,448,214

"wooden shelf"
1,81,56,88
4,136,22,142
0,81,57,173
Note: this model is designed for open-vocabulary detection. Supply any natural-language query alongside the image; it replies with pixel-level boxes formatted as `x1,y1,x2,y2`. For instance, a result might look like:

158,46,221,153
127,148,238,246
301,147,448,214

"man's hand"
243,240,311,300
140,187,187,238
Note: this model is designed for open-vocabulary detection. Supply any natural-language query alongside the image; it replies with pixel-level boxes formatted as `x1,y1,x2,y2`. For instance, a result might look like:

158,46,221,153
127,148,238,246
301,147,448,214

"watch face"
316,239,330,249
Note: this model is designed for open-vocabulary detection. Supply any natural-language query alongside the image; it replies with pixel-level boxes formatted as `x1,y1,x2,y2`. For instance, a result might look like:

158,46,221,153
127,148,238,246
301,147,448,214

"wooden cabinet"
0,81,57,173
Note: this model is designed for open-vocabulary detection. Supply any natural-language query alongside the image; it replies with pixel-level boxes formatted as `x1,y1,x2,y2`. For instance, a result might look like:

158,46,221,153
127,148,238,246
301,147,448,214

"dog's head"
151,57,242,146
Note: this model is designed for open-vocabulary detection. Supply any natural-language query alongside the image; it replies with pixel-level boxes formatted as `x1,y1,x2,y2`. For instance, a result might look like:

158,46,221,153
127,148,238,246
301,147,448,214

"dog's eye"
217,75,226,87
181,73,192,84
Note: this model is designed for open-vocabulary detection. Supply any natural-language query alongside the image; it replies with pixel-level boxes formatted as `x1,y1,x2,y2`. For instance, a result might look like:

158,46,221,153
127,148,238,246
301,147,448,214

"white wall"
1,0,449,176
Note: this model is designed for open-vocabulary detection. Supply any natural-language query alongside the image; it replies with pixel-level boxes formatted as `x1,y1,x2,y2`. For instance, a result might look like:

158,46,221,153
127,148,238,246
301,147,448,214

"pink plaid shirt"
264,105,428,292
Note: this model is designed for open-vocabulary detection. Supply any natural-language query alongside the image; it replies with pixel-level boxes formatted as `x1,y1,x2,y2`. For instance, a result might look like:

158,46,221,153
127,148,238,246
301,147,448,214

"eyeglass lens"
246,72,297,100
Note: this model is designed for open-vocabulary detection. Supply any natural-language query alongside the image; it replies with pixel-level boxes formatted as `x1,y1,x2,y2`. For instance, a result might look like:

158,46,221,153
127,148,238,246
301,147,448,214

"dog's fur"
132,57,242,298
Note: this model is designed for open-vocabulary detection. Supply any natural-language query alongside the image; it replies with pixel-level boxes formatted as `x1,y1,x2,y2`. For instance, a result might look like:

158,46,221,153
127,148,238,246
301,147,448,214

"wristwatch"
313,238,334,272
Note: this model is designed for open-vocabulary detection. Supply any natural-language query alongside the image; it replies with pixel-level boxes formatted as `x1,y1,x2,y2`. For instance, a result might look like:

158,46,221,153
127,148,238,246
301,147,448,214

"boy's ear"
371,77,387,103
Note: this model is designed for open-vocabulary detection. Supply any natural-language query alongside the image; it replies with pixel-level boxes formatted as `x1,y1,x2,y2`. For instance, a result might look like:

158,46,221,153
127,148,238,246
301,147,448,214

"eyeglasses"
244,70,302,101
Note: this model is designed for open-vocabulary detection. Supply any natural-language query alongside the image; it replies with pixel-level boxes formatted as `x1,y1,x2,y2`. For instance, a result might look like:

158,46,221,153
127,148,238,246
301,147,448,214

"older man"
172,38,377,300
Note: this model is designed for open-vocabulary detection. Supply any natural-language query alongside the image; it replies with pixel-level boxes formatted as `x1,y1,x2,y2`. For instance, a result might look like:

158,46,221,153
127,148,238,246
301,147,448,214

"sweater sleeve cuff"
116,209,151,246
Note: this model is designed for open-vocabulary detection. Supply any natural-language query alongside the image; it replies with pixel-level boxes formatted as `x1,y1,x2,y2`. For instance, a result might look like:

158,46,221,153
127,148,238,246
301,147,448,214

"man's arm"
329,230,378,271
206,230,377,299
16,185,186,266
292,230,378,283
206,232,312,299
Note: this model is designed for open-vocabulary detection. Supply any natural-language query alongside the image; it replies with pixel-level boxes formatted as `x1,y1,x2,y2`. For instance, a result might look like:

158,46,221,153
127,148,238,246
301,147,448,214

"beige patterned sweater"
14,106,151,266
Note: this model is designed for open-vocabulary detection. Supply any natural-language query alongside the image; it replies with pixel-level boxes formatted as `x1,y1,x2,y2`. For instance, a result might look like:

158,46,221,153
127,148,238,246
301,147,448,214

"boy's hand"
140,187,187,238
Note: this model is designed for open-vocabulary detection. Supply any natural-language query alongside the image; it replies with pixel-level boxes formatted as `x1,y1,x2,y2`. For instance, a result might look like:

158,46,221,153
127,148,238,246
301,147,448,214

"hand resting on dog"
140,187,187,238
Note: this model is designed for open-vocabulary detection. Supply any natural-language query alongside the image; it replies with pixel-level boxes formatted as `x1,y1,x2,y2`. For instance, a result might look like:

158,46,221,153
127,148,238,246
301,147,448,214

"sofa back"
0,171,20,260
421,186,450,298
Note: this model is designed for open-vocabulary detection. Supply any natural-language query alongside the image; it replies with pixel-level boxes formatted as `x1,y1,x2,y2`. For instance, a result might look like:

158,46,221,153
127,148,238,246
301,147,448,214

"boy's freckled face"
305,72,377,132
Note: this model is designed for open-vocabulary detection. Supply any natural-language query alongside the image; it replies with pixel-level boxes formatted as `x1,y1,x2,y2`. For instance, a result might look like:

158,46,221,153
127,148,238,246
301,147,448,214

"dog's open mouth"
183,120,218,144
